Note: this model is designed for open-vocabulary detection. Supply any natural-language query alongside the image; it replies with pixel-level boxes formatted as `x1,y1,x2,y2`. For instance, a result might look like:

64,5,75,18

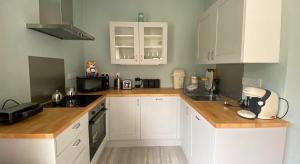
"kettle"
66,88,76,97
52,90,64,104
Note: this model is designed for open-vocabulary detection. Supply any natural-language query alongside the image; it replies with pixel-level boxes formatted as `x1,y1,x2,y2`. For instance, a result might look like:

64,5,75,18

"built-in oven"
88,100,106,161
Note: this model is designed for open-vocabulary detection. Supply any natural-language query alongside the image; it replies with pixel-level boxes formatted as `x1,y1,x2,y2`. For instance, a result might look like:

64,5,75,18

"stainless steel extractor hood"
26,0,94,40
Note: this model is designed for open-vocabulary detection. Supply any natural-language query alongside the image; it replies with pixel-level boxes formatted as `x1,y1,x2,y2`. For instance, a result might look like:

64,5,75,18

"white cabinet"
190,109,215,164
197,0,282,64
110,21,168,65
196,5,217,64
108,97,140,140
140,96,179,139
110,22,139,65
56,113,90,164
180,100,192,162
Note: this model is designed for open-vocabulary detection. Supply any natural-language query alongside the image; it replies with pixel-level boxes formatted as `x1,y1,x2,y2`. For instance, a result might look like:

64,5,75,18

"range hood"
26,0,94,40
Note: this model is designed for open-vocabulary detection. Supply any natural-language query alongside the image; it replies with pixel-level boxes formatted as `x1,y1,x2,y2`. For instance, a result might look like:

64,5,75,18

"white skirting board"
106,139,181,148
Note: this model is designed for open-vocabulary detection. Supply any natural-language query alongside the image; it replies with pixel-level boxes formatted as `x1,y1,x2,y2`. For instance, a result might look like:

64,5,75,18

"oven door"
89,109,106,161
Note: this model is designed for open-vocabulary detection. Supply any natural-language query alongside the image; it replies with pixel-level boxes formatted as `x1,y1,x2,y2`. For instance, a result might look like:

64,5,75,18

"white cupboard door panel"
110,22,139,65
109,97,140,140
197,6,217,64
180,100,192,162
191,110,215,164
139,22,168,65
56,113,88,156
56,129,89,164
215,0,244,63
141,97,178,139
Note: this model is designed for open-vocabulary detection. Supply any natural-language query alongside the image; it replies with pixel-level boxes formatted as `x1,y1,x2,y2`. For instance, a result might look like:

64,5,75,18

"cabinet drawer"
56,114,88,155
56,128,89,164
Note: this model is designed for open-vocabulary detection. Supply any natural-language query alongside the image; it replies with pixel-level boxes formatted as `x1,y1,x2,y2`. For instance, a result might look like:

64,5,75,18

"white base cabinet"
0,113,90,164
181,99,287,164
108,97,140,140
180,100,192,162
141,96,179,139
107,96,180,142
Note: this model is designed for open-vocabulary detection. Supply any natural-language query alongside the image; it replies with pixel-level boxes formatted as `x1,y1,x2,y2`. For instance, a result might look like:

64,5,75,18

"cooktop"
44,95,102,108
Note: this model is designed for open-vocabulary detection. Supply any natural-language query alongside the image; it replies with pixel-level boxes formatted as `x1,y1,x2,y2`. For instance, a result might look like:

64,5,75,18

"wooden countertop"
0,88,288,139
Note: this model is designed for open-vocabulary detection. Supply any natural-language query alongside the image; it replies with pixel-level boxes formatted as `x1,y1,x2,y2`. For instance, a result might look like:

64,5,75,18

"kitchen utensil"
122,79,132,90
51,90,64,104
66,88,76,97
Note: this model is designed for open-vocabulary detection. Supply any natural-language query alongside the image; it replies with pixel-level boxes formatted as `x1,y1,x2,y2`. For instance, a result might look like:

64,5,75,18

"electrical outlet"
242,77,262,88
67,72,77,80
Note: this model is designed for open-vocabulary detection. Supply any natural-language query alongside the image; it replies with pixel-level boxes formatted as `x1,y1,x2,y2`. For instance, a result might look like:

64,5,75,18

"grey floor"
98,146,188,164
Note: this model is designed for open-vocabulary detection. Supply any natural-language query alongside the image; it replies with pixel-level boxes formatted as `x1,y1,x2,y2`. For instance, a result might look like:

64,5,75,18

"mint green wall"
82,0,207,87
0,0,84,105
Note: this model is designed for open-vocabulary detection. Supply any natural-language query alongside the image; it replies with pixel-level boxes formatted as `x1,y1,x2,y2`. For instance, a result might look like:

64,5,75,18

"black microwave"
76,76,109,93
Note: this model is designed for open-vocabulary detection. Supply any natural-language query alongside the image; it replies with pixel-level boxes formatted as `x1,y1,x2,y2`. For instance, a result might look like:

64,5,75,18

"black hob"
44,95,102,108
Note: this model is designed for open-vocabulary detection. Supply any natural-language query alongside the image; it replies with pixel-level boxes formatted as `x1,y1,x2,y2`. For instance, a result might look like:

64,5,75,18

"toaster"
122,79,132,90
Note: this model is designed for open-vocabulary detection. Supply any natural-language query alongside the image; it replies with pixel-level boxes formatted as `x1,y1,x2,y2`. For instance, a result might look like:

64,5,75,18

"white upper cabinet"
110,22,139,65
110,21,168,65
196,5,217,64
197,0,282,64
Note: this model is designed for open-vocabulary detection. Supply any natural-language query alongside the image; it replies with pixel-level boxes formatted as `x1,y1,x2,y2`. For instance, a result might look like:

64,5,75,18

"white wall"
0,0,85,104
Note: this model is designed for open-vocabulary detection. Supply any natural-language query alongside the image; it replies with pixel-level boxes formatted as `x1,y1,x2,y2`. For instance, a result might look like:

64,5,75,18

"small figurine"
86,60,99,78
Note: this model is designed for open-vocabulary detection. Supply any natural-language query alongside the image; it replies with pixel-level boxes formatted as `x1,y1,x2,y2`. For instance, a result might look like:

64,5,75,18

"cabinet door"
110,22,139,65
139,22,168,65
109,97,140,140
196,6,217,64
180,100,192,162
191,110,215,164
214,0,244,63
141,97,179,139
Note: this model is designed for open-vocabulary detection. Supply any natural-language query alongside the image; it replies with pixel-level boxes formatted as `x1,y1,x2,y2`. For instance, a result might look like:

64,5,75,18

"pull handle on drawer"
72,123,81,129
155,98,163,101
195,115,201,121
73,139,81,147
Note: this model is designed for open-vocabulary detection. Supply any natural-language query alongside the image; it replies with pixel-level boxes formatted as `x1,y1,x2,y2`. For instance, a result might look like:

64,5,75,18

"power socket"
67,72,77,80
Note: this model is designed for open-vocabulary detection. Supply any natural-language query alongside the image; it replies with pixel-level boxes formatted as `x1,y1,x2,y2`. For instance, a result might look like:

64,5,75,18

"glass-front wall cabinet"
110,22,168,65
139,22,168,65
110,22,139,64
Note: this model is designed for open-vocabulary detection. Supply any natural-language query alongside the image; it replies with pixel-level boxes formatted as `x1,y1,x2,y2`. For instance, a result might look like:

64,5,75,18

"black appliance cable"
278,97,289,119
1,99,20,110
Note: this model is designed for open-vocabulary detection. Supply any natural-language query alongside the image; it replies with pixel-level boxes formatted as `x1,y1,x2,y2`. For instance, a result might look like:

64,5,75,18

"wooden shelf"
144,35,162,38
115,35,134,37
115,45,134,48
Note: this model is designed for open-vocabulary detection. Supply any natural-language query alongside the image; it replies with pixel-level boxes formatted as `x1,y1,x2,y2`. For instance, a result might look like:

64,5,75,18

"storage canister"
172,69,185,89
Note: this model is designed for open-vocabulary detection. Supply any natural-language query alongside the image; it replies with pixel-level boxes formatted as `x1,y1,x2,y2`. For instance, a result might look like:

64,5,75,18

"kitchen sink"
187,95,218,101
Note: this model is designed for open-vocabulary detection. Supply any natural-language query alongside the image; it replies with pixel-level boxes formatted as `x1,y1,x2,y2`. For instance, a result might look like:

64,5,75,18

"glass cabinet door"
139,22,168,65
110,22,139,64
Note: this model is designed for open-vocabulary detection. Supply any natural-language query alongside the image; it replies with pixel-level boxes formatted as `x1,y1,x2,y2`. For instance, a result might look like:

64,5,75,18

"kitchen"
0,0,299,164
